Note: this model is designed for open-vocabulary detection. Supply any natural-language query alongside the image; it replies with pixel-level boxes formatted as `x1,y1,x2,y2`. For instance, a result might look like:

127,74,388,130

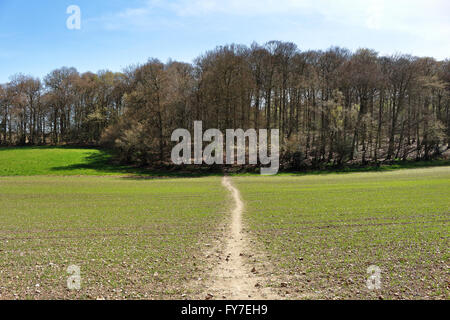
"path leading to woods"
202,176,281,300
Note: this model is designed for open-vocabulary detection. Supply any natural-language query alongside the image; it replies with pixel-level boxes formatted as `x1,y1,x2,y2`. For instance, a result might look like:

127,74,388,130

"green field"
0,147,449,300
234,168,450,299
0,174,227,299
0,147,131,176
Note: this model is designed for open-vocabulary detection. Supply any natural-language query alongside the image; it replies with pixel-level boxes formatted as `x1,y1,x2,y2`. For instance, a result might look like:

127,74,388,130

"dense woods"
1,41,449,169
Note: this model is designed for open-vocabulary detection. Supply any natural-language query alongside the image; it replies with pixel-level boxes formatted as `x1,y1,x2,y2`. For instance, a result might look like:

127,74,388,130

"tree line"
1,41,449,169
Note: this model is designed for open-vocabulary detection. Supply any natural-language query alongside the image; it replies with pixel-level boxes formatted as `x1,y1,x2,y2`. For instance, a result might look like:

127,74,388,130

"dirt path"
202,176,280,300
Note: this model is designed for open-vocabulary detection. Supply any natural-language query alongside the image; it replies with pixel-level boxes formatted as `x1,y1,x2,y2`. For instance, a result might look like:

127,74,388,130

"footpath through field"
202,176,281,299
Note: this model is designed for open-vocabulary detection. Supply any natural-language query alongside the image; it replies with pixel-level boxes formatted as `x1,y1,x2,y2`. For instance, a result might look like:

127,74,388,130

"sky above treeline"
0,0,449,83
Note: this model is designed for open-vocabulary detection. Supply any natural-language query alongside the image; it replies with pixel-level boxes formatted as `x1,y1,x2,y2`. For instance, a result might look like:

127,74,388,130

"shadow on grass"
50,148,224,179
3,146,448,178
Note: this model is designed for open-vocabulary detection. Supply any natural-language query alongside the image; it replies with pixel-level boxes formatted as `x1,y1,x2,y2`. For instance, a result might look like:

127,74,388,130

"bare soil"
198,176,282,300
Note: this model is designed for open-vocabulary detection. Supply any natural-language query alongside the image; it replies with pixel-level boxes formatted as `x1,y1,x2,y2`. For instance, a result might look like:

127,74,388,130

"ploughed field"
0,147,227,299
0,175,227,299
234,168,450,299
0,146,448,299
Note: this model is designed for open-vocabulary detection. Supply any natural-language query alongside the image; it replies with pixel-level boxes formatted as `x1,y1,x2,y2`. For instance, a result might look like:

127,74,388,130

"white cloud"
117,7,150,18
359,0,450,39
93,0,450,58
158,0,450,39
90,1,182,31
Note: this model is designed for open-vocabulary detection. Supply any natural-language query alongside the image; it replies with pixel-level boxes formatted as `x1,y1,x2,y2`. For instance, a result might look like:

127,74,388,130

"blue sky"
1,0,449,83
